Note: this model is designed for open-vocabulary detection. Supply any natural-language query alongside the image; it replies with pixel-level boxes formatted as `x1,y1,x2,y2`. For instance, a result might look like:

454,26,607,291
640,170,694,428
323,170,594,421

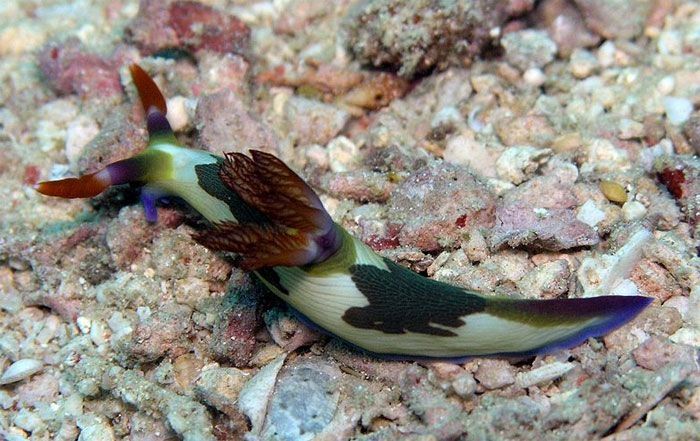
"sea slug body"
35,65,652,359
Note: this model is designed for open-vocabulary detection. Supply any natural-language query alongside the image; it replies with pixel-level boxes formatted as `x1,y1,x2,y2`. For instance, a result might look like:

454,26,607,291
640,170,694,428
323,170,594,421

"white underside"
263,237,600,357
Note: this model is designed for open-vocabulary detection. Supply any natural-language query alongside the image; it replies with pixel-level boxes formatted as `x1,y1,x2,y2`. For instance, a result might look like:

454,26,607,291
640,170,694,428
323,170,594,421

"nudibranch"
35,64,652,359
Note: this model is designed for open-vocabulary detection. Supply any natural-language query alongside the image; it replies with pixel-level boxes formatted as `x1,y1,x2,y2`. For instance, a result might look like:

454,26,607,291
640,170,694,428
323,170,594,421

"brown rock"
494,115,556,147
573,0,652,40
125,303,193,363
195,89,279,156
474,359,516,390
344,0,520,77
324,171,397,203
682,112,700,155
534,0,600,57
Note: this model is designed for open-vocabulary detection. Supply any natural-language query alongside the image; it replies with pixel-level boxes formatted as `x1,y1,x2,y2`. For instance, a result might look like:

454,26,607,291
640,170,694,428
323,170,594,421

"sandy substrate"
0,0,698,440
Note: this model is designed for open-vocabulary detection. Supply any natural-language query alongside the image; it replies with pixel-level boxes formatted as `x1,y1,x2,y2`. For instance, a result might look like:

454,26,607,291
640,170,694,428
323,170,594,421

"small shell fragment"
515,361,575,388
0,359,43,385
600,180,627,204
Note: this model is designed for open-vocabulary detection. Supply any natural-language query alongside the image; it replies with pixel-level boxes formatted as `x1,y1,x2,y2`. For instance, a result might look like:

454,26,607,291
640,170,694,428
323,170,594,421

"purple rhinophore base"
140,189,160,223
311,224,343,264
147,108,173,136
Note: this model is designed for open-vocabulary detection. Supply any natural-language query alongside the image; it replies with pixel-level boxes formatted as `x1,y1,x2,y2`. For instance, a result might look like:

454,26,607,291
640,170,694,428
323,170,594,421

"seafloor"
0,0,698,440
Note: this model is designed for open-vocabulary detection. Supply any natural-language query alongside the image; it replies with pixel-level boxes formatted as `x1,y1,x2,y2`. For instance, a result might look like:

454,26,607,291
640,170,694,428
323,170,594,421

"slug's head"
193,150,342,270
34,64,178,221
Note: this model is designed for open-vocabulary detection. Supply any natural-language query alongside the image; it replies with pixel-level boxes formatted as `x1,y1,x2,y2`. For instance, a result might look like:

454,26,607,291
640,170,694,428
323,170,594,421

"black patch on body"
194,160,267,224
344,258,486,336
256,268,289,295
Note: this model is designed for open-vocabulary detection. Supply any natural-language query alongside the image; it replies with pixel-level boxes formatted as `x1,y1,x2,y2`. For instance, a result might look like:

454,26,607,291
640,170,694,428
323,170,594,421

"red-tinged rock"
654,155,700,227
126,0,250,56
503,173,579,209
387,162,495,252
105,206,159,270
629,259,684,302
489,203,599,252
282,96,350,146
632,336,696,371
659,168,686,199
38,39,124,99
169,1,249,54
645,0,676,31
362,222,403,252
23,165,40,186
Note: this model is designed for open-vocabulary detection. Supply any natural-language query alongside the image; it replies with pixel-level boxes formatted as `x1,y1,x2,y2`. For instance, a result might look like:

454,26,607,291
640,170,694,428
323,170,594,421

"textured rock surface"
344,0,519,77
387,162,496,252
2,0,699,440
126,0,250,56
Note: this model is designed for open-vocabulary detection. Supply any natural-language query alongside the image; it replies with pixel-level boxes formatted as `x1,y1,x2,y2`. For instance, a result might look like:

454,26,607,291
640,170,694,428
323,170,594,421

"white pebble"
0,390,15,409
496,145,552,185
611,279,640,296
107,312,132,341
76,316,91,334
516,362,575,388
663,96,693,125
89,320,110,347
622,200,646,221
523,68,546,87
656,76,675,95
0,359,43,385
577,200,605,227
597,41,616,67
166,96,191,132
657,30,682,55
569,49,598,79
